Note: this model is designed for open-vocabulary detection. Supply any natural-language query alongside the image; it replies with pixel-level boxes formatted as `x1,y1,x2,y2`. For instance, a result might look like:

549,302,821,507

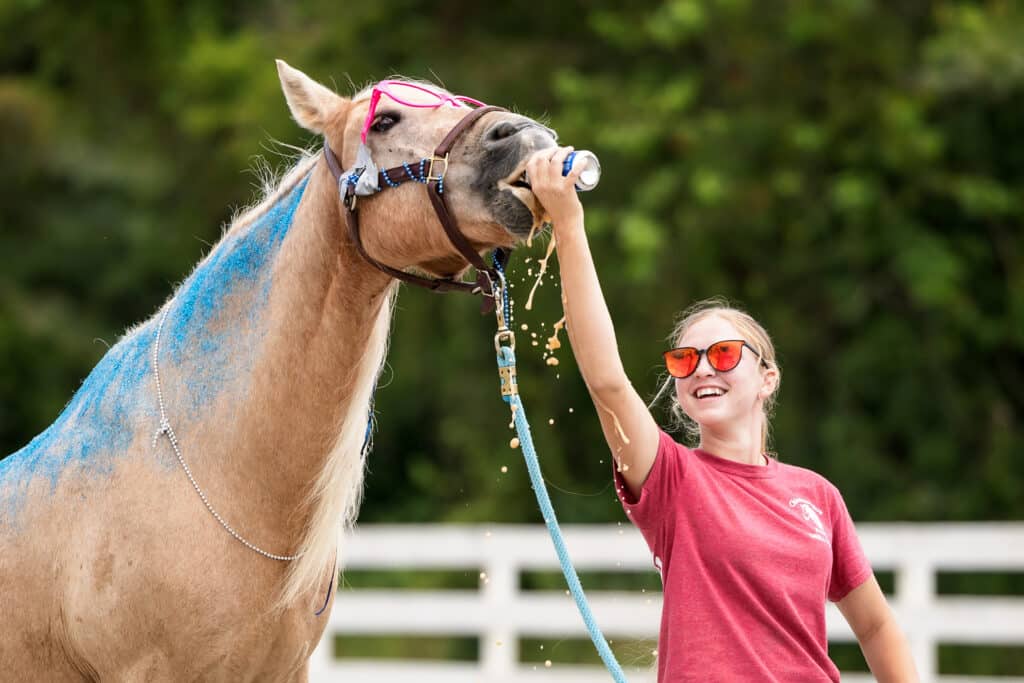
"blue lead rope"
490,256,627,682
496,347,627,682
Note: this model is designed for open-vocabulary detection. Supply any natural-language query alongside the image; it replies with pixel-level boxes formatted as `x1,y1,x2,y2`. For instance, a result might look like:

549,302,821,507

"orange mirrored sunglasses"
663,339,766,379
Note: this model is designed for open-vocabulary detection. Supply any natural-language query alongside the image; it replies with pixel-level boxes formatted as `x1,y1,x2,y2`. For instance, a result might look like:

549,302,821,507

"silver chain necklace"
151,305,301,561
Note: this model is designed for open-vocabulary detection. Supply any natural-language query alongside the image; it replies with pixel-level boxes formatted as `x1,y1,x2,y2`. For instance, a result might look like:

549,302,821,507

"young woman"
526,147,919,682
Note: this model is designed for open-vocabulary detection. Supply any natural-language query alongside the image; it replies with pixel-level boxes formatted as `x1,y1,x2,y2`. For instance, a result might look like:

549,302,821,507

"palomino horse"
0,61,556,681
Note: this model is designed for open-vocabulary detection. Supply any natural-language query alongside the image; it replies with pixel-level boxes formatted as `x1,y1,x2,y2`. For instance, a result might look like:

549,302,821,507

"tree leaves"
1,0,1021,529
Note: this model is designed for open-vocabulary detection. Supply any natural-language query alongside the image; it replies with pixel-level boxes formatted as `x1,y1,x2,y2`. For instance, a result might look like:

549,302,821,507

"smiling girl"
526,147,919,682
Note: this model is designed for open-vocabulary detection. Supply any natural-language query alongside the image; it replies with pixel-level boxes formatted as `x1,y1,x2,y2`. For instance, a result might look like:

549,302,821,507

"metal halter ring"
494,328,516,352
427,154,450,182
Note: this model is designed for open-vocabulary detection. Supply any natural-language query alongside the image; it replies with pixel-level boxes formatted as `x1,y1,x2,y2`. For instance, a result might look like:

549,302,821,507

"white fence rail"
308,523,1024,683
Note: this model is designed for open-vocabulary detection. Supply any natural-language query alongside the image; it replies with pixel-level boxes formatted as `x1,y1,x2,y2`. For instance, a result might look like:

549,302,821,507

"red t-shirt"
615,430,872,682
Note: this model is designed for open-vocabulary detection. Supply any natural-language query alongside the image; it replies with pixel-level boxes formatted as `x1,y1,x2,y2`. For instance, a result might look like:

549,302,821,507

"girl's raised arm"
526,147,660,499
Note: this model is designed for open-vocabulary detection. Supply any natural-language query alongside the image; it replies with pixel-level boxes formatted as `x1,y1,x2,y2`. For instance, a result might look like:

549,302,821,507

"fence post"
898,559,936,682
481,554,519,678
307,627,334,682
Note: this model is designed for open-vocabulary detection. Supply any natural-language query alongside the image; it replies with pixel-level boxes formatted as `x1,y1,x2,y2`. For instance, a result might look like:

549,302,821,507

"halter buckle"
427,154,450,182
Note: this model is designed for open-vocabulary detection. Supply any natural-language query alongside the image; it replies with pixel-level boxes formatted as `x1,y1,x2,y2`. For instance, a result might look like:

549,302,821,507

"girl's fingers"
549,146,575,170
527,146,575,186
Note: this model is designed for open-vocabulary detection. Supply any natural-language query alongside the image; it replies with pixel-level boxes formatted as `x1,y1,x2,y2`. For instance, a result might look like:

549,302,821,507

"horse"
0,60,557,681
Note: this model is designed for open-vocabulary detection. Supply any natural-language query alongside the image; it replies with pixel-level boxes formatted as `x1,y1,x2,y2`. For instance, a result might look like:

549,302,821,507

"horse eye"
371,114,400,133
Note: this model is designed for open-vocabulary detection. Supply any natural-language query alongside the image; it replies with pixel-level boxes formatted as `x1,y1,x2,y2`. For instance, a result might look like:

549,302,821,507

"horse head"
277,60,557,284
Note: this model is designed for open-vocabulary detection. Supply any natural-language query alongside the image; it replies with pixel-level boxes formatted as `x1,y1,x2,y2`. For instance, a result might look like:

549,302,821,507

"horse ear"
276,60,345,134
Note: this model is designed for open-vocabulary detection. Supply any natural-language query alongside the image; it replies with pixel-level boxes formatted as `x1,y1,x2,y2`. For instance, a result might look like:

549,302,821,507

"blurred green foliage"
3,0,1024,673
1,0,1022,547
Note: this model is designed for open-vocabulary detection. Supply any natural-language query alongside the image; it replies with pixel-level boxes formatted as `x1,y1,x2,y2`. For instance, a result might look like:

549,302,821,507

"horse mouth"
496,167,545,236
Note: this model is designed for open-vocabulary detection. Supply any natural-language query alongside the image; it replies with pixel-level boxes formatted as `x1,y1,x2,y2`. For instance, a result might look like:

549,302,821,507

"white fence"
308,523,1024,683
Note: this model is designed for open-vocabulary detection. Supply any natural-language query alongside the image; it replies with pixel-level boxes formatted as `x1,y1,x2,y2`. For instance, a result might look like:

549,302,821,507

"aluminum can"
562,150,601,191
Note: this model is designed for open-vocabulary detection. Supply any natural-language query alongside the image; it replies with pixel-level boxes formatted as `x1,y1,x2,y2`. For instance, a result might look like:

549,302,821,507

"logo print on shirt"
788,498,831,546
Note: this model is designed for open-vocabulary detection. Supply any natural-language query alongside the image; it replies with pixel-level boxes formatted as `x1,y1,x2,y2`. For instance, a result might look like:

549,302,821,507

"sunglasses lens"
708,341,743,372
664,348,699,378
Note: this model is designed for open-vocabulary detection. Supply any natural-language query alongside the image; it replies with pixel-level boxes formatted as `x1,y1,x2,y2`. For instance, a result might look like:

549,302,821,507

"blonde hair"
649,297,781,456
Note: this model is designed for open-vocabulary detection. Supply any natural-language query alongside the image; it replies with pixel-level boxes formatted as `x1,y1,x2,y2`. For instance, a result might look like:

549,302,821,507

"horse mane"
158,143,398,610
279,281,397,609
229,145,320,234
233,143,398,610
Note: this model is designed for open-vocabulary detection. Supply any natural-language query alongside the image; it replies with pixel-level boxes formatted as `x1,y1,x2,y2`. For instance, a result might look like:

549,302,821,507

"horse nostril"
488,121,521,141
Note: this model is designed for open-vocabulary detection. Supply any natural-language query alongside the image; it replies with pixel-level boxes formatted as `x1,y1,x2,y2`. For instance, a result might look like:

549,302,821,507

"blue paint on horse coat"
0,177,310,525
0,322,158,526
165,176,309,409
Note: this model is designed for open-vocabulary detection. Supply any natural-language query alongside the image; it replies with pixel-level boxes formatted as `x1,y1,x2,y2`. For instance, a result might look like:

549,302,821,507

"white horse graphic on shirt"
789,498,831,546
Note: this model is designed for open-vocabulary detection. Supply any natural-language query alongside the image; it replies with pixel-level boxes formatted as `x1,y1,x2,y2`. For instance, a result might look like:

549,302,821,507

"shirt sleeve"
826,484,873,602
613,429,688,539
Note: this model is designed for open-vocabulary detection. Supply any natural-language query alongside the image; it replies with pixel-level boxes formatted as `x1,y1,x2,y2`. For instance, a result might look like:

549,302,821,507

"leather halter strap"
323,104,512,301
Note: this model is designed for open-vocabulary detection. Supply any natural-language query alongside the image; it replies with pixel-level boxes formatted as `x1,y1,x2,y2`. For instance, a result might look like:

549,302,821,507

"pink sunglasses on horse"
360,80,487,144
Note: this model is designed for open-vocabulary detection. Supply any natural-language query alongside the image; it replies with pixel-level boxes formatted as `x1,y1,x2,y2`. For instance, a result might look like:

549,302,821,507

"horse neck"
160,157,396,589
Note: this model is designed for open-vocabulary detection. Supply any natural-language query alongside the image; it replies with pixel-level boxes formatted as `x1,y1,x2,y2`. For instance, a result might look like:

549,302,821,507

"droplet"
548,418,555,425
569,408,574,413
500,465,508,473
546,357,559,366
520,323,529,331
544,660,552,668
480,572,487,580
510,438,520,449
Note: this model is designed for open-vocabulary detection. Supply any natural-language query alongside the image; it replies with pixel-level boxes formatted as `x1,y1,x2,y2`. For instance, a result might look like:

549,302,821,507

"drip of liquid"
525,236,557,311
545,316,565,353
525,216,549,249
592,392,631,445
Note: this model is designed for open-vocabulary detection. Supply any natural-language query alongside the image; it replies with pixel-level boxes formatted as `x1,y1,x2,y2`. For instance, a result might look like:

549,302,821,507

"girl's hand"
525,146,585,226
